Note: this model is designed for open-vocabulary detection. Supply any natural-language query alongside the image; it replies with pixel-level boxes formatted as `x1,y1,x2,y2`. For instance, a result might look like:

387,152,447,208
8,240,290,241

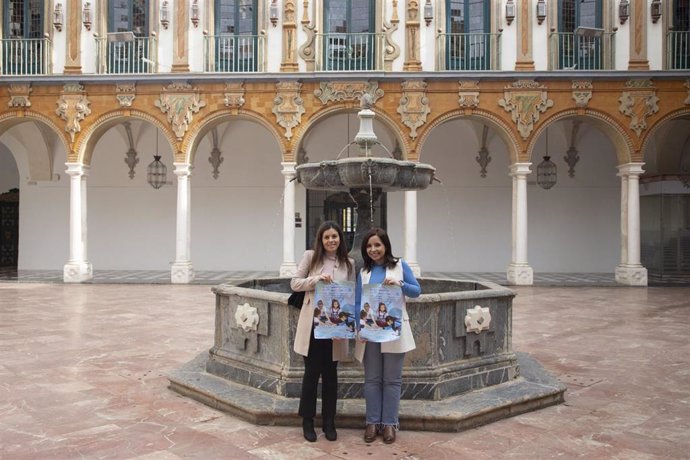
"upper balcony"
0,37,52,76
548,28,616,71
435,32,502,71
314,33,386,71
95,33,157,75
203,34,266,73
667,30,690,70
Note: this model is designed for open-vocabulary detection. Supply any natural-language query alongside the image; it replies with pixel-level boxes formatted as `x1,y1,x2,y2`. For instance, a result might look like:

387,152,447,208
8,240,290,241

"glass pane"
238,0,254,34
561,0,576,32
448,0,465,34
579,0,598,28
131,0,147,36
8,0,25,37
327,2,348,33
351,0,371,33
467,0,486,33
218,0,236,33
675,0,690,31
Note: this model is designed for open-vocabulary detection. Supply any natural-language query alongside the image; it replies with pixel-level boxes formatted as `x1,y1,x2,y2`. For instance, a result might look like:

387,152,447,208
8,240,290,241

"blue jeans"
363,342,405,427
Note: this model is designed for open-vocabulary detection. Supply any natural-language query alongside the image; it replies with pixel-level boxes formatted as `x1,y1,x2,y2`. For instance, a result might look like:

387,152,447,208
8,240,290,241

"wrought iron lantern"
270,0,279,27
147,131,167,189
505,0,516,26
650,0,662,24
618,0,630,25
82,2,92,30
536,0,547,25
53,3,64,32
160,1,170,30
424,0,433,26
537,128,557,190
191,0,200,28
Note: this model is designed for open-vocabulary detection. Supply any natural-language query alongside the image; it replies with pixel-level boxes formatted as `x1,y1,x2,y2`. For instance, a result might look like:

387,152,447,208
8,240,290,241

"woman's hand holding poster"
357,284,404,343
313,281,357,339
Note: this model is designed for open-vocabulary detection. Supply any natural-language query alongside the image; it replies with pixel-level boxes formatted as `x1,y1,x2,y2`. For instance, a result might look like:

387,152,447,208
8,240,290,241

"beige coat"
291,250,355,360
354,260,416,362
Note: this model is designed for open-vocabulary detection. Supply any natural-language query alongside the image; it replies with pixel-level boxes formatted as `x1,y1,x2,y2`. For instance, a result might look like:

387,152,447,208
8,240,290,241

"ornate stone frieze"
618,81,660,137
465,305,492,334
498,80,554,139
397,80,430,139
55,84,92,142
314,81,384,105
382,0,401,70
115,83,136,107
154,82,207,140
458,80,480,108
571,80,593,107
8,84,32,108
223,82,245,108
272,81,305,140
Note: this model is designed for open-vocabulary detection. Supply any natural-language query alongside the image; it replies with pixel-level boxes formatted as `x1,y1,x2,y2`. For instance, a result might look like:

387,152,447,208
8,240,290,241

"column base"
63,262,93,283
615,265,648,286
171,262,195,284
279,262,297,277
506,264,534,286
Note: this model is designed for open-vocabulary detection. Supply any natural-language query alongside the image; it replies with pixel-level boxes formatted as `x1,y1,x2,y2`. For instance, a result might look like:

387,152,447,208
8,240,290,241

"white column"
171,162,195,284
615,163,647,286
280,162,298,276
404,190,420,276
63,162,93,282
507,162,533,285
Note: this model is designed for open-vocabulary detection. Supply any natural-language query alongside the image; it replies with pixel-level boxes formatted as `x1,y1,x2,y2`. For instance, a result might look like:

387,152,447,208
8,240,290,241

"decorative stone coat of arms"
55,84,92,142
8,84,32,108
223,82,246,108
154,82,207,140
458,80,480,108
465,305,492,334
272,81,305,140
397,80,431,139
313,81,384,105
571,80,593,107
235,303,260,332
498,80,554,139
115,83,136,107
618,79,660,137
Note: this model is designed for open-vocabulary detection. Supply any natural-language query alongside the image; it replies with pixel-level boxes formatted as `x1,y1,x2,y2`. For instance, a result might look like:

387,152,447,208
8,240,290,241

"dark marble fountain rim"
295,156,436,170
211,277,516,302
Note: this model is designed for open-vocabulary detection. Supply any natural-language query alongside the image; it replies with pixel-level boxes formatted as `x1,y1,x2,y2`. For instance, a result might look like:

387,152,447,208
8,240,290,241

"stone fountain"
168,97,565,431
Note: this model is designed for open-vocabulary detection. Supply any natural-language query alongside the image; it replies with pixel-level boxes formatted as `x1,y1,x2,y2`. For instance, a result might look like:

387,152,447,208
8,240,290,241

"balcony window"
103,0,154,74
322,0,375,71
555,0,607,70
2,0,48,75
207,0,259,72
668,0,690,69
444,0,491,71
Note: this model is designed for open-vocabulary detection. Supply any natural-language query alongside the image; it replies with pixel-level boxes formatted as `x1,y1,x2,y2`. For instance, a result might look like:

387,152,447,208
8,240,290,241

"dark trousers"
298,330,338,421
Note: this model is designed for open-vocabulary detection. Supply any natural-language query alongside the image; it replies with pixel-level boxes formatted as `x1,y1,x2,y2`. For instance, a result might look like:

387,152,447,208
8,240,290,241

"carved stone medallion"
314,81,384,105
498,80,554,139
55,84,92,142
223,82,246,108
571,80,593,107
272,81,305,140
465,305,492,334
397,80,430,139
235,303,260,332
154,82,207,140
618,80,659,137
115,83,136,107
8,84,32,108
458,80,480,108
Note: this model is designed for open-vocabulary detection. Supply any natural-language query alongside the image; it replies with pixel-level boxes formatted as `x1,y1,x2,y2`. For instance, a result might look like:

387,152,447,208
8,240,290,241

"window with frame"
445,0,490,71
557,0,603,70
106,0,151,73
323,0,375,71
670,0,690,69
2,0,44,75
214,0,258,72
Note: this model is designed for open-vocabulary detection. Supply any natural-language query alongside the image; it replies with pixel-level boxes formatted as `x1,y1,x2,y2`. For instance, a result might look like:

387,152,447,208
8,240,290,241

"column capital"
509,162,532,177
173,162,193,177
281,161,297,176
65,162,88,176
617,162,645,177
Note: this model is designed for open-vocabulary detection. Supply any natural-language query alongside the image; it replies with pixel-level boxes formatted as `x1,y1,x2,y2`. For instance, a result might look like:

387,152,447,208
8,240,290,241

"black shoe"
323,419,337,441
302,418,317,442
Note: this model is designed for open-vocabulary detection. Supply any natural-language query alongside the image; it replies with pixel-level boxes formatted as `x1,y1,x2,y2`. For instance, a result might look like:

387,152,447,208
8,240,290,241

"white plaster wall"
648,11,664,70
0,145,20,192
615,0,631,70
500,0,518,70
532,0,549,71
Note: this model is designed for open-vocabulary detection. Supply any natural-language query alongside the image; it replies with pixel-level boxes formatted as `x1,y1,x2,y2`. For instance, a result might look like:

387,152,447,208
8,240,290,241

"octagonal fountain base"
168,278,565,432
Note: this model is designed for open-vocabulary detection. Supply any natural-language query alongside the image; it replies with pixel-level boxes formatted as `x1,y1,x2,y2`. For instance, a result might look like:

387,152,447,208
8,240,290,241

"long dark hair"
361,227,399,272
309,221,353,275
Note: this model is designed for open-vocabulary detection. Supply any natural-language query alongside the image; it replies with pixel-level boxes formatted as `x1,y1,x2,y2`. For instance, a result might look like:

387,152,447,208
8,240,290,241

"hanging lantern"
537,128,557,190
147,155,167,189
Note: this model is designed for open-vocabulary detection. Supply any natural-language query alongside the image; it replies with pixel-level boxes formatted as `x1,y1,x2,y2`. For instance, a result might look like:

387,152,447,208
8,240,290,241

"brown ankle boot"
364,424,378,443
382,425,396,444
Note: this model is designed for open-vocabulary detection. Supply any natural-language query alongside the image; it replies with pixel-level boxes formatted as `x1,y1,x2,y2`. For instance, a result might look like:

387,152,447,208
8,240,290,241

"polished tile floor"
1,282,688,459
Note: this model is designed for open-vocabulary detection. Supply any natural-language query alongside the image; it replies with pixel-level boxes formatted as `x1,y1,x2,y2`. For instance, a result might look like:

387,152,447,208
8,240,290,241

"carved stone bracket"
458,80,480,108
498,80,554,139
298,1,316,71
618,80,659,137
382,0,401,71
272,81,305,140
684,80,690,105
571,80,593,107
154,82,207,140
397,80,430,139
116,83,136,107
55,84,92,143
314,81,384,105
8,84,32,108
231,299,269,353
223,82,246,108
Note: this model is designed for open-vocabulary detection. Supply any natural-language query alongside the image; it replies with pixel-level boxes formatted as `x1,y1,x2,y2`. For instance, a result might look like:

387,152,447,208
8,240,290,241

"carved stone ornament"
397,80,431,139
382,0,401,70
498,80,554,139
8,84,32,108
571,80,593,107
55,84,92,143
458,80,480,108
618,83,660,137
115,83,136,107
154,82,207,140
297,0,316,69
223,82,245,108
314,81,384,105
465,305,492,334
685,80,690,105
235,302,260,332
272,81,305,140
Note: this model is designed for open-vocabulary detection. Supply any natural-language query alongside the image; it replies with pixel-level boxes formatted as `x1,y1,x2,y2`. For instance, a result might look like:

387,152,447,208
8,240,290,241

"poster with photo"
357,283,404,343
313,280,357,339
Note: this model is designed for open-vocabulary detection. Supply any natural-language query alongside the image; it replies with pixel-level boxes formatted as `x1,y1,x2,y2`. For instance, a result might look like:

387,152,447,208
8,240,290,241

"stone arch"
183,109,286,165
416,109,521,163
0,111,69,181
75,110,176,166
527,109,633,165
291,104,410,162
641,107,690,160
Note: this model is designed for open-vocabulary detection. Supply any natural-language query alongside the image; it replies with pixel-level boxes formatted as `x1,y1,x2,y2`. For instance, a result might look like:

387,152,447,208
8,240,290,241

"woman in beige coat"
291,221,354,442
